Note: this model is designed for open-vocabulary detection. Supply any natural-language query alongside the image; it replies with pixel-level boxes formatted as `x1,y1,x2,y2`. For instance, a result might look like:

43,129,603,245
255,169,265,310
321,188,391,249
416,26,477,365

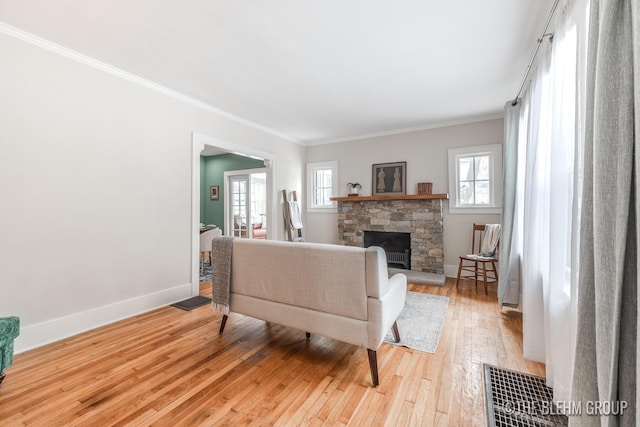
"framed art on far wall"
210,185,219,200
372,161,406,196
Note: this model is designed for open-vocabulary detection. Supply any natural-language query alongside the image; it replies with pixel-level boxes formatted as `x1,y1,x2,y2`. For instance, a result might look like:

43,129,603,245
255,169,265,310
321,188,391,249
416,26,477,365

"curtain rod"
511,0,560,105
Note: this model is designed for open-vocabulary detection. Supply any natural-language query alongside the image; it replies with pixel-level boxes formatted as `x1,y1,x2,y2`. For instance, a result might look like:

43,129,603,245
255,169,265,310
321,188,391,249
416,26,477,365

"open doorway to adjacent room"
191,132,276,296
200,152,264,235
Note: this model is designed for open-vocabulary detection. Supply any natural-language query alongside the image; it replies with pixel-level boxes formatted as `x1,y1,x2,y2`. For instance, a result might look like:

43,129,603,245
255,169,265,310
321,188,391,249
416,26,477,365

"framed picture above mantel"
372,161,406,196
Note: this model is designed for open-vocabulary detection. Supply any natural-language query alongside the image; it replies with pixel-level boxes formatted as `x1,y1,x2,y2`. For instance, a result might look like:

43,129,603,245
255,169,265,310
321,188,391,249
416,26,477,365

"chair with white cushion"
200,227,222,272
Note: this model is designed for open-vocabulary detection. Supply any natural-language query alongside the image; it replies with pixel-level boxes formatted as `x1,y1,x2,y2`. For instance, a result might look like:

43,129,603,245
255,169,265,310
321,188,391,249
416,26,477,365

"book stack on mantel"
417,182,433,195
330,194,448,202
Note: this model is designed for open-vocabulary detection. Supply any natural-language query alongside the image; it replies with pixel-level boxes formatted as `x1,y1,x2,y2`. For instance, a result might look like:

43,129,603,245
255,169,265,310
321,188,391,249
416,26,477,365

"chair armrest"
0,317,19,340
387,273,407,293
366,273,407,350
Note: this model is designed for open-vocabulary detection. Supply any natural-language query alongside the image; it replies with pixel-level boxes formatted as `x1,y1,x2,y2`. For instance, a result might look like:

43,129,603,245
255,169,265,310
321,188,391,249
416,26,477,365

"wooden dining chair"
455,224,499,294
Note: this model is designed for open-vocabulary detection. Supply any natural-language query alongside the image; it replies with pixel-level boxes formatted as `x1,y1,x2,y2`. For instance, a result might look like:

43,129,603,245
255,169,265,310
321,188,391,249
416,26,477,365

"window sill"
449,206,502,214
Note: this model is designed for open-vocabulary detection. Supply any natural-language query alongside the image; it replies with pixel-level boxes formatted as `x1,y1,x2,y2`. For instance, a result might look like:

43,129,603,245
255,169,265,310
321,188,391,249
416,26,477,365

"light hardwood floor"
0,278,544,426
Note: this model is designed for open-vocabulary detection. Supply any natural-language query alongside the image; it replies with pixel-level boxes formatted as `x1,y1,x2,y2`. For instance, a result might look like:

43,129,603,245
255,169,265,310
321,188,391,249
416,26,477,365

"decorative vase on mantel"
347,182,362,196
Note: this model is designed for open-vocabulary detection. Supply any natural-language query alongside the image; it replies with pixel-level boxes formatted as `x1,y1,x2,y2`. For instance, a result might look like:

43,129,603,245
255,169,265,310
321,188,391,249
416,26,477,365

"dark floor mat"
484,364,568,426
171,295,212,311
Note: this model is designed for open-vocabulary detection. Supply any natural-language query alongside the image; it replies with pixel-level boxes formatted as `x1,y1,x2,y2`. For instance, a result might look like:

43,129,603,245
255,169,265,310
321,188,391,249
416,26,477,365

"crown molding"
0,21,301,145
304,113,505,146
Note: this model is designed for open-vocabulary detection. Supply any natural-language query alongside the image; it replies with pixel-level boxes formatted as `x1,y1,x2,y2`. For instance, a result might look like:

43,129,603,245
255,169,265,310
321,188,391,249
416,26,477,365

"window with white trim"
306,161,338,212
448,144,502,214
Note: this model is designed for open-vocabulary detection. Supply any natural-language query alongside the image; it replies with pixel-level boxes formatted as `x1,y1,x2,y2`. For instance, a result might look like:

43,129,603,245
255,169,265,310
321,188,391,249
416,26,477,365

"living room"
1,1,636,425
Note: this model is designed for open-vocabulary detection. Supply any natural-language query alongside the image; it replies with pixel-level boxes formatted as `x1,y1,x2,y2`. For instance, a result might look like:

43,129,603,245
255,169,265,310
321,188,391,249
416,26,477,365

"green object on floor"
0,316,20,385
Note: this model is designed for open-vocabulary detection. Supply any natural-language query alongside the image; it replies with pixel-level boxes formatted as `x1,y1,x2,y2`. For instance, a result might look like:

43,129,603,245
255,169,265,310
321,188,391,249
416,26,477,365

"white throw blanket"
287,201,304,229
480,224,501,257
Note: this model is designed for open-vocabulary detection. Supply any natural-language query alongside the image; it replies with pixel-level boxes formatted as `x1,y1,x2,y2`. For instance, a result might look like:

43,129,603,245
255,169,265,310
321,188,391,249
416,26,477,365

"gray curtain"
499,100,521,308
570,0,638,425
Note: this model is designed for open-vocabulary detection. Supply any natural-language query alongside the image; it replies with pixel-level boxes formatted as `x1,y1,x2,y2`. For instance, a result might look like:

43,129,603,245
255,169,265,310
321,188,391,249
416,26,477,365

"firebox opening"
363,231,411,270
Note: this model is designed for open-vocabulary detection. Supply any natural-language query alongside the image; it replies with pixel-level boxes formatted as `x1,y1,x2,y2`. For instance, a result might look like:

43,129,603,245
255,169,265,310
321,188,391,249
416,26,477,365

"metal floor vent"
484,364,568,427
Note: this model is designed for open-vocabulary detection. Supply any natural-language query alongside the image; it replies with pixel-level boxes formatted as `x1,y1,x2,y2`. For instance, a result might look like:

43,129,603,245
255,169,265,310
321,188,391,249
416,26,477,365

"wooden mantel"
330,194,448,202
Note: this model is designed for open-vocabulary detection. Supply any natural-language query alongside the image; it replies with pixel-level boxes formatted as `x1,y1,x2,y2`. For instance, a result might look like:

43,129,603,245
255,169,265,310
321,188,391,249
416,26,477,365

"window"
306,161,338,212
448,144,502,214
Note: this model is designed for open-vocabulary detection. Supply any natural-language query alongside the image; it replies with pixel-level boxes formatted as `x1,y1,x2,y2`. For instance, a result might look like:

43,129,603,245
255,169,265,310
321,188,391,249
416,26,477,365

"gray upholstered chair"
0,316,19,386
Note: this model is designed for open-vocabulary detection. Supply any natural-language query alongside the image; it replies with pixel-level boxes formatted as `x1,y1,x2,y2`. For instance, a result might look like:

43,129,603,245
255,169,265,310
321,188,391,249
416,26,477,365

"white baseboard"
15,283,193,353
444,264,458,278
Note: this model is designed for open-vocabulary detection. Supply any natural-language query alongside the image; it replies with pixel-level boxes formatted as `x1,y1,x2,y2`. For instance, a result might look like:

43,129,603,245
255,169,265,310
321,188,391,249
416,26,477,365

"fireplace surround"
334,194,447,275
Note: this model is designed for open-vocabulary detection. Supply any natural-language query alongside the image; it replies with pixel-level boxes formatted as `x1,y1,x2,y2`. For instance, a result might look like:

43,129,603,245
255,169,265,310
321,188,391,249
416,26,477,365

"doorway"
225,170,267,239
191,132,276,296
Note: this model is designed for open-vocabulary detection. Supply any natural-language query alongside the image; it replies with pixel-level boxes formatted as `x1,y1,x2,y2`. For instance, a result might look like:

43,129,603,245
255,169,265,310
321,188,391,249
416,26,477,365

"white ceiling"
0,0,554,145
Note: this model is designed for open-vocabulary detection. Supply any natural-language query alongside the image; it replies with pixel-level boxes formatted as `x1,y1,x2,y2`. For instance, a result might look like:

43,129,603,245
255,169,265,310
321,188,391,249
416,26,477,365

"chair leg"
474,261,479,290
0,371,5,386
455,260,463,289
391,321,401,342
367,349,379,387
219,315,228,334
482,263,488,295
492,261,499,284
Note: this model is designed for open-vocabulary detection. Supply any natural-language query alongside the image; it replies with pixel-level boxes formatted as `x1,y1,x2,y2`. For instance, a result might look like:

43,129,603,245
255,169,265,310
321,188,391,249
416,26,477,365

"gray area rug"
200,259,212,283
384,291,449,353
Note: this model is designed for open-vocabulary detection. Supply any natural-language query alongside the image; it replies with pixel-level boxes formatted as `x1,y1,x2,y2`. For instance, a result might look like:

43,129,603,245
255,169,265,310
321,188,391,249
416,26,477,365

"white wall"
0,32,305,352
304,119,503,276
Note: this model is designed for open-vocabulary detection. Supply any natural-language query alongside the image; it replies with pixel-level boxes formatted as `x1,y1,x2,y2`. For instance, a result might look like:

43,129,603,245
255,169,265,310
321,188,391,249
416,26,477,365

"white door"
229,174,250,238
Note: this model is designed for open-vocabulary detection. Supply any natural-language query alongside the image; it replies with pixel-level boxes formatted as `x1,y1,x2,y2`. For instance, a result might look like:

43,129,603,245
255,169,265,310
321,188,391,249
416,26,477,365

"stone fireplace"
335,195,446,275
